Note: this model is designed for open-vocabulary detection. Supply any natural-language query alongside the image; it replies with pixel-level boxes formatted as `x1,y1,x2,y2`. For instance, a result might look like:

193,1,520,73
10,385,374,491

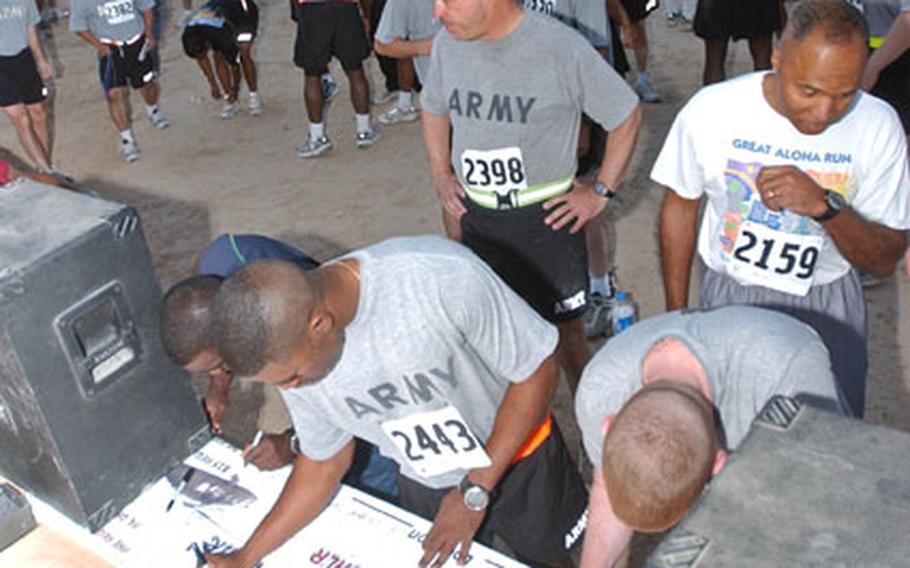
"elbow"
374,41,391,57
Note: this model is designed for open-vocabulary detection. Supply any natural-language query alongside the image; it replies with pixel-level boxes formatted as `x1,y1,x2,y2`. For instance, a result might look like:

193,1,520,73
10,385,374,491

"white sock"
249,91,259,99
355,113,371,133
589,271,608,296
309,122,325,140
120,129,135,144
397,90,413,109
145,104,159,117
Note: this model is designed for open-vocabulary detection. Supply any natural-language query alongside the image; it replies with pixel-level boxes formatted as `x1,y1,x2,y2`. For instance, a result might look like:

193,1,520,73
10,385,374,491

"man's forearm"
659,189,700,311
822,211,908,277
142,9,154,38
236,441,354,566
466,355,559,491
580,468,634,568
75,30,106,51
374,37,432,59
868,14,910,77
27,26,50,67
421,111,453,179
597,104,642,188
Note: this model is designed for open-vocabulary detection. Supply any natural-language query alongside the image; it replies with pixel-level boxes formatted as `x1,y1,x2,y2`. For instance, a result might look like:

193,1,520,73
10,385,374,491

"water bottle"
611,291,637,335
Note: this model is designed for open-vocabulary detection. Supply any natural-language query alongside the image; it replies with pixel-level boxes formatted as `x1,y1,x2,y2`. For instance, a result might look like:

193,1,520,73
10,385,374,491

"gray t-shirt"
0,0,39,56
855,0,910,36
518,0,609,47
576,306,848,469
374,0,440,84
281,236,559,489
421,11,637,190
70,0,153,42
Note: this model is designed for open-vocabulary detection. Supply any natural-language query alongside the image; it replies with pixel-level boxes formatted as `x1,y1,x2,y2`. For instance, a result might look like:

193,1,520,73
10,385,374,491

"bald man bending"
574,306,848,567
204,236,588,568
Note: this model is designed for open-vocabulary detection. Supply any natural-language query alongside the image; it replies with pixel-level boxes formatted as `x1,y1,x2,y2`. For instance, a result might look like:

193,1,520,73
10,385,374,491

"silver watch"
459,476,490,512
593,180,617,199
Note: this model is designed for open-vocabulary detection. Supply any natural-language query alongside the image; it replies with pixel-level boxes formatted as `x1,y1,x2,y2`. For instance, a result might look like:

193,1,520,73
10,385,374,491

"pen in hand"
165,467,195,512
243,429,265,468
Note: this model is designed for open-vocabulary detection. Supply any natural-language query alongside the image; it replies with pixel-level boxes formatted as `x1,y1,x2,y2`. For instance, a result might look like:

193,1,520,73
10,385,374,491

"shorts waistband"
511,411,552,463
870,36,884,49
463,176,573,210
100,32,144,47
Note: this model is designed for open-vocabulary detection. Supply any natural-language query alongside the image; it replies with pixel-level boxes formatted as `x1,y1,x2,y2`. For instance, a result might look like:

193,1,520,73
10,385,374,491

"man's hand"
204,369,231,434
433,170,467,219
243,432,295,470
542,179,607,233
144,34,158,51
96,43,111,58
203,550,250,568
756,165,828,218
419,489,485,568
37,58,53,82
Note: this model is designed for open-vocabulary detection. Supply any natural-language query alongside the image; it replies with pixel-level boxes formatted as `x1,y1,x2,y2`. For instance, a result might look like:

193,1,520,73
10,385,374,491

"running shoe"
248,93,263,116
635,77,662,103
379,106,419,125
371,87,395,105
121,140,140,163
296,135,333,158
221,101,238,119
321,76,339,107
583,293,613,339
148,109,170,129
356,125,381,149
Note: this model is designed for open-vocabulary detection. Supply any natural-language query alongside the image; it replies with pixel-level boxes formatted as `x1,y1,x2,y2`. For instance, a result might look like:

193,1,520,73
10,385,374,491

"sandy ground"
3,2,909,564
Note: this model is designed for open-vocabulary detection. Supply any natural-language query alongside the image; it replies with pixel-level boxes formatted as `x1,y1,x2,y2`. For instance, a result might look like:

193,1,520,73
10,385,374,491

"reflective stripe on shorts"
463,175,573,210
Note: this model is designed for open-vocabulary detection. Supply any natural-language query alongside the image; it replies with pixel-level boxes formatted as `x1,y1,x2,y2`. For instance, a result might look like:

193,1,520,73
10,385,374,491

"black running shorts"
396,420,589,566
460,198,589,323
694,0,782,40
98,36,156,92
293,2,370,75
0,49,45,107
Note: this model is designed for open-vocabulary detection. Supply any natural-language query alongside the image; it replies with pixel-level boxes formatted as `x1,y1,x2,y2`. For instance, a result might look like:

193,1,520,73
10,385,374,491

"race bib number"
381,406,492,478
461,147,528,196
97,0,136,25
524,0,555,16
728,220,822,296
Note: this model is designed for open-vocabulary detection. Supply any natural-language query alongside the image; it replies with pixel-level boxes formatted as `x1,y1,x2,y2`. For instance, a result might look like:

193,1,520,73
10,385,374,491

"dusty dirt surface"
3,3,908,565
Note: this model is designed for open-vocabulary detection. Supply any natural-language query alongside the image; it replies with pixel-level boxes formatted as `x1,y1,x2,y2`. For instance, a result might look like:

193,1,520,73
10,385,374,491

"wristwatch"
812,189,846,223
459,476,490,512
287,428,301,455
593,180,617,199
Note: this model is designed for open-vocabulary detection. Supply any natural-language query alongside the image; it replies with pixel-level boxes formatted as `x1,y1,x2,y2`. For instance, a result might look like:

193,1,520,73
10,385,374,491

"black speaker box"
647,396,910,567
0,179,209,531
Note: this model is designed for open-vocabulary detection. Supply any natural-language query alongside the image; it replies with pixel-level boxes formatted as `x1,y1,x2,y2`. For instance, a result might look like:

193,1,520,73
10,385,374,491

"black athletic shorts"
98,35,156,92
396,420,589,566
183,24,240,63
0,48,45,107
460,199,589,323
694,0,782,40
620,0,659,22
871,49,910,133
233,0,259,41
293,2,370,75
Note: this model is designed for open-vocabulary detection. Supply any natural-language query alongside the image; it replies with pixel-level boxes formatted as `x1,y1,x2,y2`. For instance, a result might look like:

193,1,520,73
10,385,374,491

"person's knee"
3,104,29,124
26,103,46,121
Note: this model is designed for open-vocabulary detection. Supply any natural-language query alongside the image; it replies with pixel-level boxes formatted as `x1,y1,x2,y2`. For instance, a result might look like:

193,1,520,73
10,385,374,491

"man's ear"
310,309,335,335
771,46,781,73
712,449,727,476
601,415,616,437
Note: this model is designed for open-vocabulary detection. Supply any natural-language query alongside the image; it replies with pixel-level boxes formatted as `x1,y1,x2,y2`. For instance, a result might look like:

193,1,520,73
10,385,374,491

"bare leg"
397,57,415,93
344,66,370,114
556,318,590,395
139,79,159,106
3,103,52,171
629,19,649,73
702,37,729,85
106,86,130,132
238,41,257,93
26,102,51,164
304,74,324,123
585,212,611,279
747,35,773,71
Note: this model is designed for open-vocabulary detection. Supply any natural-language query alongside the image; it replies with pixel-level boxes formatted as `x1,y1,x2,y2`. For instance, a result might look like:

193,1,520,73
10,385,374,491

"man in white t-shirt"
652,0,910,417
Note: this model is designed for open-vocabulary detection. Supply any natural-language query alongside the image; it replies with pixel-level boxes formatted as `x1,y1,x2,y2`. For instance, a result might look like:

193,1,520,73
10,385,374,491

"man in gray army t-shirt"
70,0,169,162
422,0,641,394
203,236,589,567
574,305,847,567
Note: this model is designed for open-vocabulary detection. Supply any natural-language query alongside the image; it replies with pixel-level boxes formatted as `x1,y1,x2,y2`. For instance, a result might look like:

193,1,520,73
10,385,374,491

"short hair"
787,0,869,46
213,261,315,377
182,27,210,58
160,275,224,366
603,384,718,532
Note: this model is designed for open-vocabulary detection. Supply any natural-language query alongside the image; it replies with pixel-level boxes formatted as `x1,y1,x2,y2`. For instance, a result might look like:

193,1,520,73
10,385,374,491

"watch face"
827,190,846,210
464,485,489,511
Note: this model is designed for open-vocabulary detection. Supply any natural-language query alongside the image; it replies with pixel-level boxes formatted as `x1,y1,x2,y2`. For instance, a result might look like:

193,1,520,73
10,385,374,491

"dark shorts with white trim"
396,420,588,566
460,199,589,323
98,35,156,92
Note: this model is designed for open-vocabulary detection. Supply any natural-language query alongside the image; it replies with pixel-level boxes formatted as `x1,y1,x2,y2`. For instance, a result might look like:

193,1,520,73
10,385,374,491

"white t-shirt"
652,72,910,295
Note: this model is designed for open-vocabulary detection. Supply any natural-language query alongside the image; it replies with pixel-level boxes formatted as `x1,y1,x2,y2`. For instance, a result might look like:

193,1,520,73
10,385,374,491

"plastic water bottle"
611,291,637,335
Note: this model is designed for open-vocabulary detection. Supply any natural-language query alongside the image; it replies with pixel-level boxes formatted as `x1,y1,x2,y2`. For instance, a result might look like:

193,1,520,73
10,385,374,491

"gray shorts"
700,268,866,417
